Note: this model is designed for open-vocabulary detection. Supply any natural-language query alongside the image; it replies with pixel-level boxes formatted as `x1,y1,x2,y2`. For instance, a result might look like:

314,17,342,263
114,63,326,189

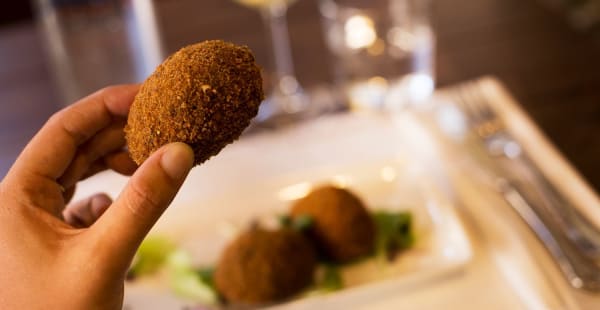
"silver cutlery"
449,80,600,291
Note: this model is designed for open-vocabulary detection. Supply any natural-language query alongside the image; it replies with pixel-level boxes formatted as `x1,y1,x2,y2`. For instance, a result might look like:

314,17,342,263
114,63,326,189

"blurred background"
0,0,599,190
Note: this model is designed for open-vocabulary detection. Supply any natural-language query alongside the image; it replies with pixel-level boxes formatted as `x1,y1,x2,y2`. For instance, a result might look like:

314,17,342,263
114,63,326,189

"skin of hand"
0,85,195,309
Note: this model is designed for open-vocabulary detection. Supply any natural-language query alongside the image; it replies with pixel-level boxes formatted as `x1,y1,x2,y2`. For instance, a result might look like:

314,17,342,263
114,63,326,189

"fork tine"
461,82,480,121
469,82,494,122
447,80,600,290
464,81,488,123
456,81,484,124
448,82,467,113
452,81,502,138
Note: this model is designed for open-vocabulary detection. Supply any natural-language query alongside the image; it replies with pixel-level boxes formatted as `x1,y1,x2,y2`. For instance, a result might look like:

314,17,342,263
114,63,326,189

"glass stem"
260,4,296,90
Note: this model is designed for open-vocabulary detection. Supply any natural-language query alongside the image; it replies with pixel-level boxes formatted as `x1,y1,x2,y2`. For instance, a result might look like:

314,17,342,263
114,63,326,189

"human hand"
0,85,195,309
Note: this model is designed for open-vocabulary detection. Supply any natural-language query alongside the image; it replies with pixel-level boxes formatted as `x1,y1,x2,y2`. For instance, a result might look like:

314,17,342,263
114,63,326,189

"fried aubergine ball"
125,40,264,166
290,185,375,263
215,227,317,305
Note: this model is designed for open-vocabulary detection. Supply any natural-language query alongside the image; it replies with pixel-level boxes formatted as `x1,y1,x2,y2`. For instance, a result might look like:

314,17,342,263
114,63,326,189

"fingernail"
161,142,195,180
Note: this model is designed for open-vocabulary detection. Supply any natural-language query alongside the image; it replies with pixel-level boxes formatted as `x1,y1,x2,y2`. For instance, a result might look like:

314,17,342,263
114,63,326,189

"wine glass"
233,0,310,126
318,0,435,112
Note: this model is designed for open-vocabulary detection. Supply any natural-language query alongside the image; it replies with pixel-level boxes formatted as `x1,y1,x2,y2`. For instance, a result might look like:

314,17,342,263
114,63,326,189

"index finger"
7,84,139,183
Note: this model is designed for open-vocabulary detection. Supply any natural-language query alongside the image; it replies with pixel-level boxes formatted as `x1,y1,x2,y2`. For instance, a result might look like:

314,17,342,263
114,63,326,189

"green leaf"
278,214,292,227
165,248,194,273
170,270,218,304
166,250,218,305
129,236,219,305
129,235,176,278
318,264,343,292
292,214,314,232
372,211,414,261
279,214,314,232
197,267,215,288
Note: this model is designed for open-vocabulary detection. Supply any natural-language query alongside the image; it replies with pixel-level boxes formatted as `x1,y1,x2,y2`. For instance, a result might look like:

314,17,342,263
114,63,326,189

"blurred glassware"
232,0,311,126
319,0,435,112
35,0,164,105
536,0,600,30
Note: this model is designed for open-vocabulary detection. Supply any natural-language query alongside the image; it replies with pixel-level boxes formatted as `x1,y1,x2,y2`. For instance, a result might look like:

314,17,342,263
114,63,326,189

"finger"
79,161,108,181
6,84,139,185
104,151,137,176
90,142,194,270
58,120,127,190
78,151,138,182
63,185,76,205
64,193,112,228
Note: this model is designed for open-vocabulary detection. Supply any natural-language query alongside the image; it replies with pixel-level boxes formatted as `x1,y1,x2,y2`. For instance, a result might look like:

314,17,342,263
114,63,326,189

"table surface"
0,0,599,191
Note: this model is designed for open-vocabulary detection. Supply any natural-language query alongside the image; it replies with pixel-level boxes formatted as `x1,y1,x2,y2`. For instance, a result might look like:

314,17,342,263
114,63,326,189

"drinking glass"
35,0,164,105
319,0,435,112
232,0,310,125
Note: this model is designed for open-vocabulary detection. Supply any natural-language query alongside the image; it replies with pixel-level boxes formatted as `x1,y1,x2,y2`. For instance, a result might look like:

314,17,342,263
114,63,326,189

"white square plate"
75,112,584,309
122,158,472,309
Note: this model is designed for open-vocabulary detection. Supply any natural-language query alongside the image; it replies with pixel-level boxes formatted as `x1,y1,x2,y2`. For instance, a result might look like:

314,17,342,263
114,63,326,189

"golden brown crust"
290,186,375,263
125,40,264,166
215,228,317,305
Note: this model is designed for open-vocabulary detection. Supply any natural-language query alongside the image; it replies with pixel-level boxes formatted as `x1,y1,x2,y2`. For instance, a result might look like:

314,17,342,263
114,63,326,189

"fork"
449,81,600,291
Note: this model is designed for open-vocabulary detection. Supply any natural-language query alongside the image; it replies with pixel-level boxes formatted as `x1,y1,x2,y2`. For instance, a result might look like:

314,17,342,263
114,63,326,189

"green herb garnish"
170,270,218,304
372,211,414,261
307,264,344,294
129,236,219,305
197,267,215,288
278,214,292,227
319,264,344,292
279,214,314,232
166,250,218,304
292,214,314,231
128,235,176,278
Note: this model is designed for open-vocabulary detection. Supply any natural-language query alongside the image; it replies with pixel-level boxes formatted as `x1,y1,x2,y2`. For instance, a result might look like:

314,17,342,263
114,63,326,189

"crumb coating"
125,40,264,165
215,228,317,304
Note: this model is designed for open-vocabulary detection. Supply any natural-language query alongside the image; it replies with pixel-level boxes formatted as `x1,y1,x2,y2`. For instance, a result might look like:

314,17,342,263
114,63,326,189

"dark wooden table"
1,0,599,191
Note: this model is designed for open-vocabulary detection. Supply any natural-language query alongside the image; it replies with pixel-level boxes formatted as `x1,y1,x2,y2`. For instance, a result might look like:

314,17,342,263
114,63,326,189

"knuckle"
66,125,127,184
98,85,122,106
47,110,63,124
96,85,115,97
124,180,162,218
48,108,89,145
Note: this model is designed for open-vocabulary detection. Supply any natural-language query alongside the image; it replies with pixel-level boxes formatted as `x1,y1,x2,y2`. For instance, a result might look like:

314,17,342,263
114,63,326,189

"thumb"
90,142,194,271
